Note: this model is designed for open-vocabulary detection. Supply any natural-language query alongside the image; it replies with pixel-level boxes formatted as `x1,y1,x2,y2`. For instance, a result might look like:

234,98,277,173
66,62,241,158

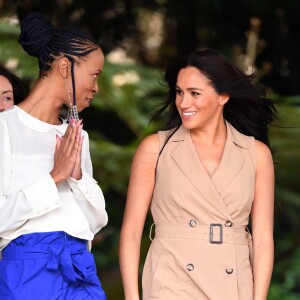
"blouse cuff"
22,174,61,216
67,171,99,200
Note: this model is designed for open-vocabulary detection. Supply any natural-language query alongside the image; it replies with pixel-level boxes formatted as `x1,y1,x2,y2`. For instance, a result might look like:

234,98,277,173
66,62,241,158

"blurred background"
0,0,300,299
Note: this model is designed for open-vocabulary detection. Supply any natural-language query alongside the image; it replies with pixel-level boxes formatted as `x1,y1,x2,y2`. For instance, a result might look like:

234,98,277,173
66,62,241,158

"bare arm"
119,134,160,300
251,140,274,300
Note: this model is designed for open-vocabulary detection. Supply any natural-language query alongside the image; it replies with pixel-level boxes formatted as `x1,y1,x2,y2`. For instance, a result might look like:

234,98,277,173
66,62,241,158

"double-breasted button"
189,219,197,227
225,220,233,227
186,264,194,271
226,268,233,274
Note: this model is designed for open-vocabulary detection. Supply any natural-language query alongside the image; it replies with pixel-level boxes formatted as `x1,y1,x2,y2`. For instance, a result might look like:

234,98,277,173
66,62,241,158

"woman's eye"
176,89,183,95
191,92,200,96
2,96,13,102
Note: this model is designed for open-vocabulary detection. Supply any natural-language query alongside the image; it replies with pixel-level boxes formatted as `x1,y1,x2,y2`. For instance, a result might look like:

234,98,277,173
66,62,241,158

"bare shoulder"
255,139,273,167
132,133,160,166
137,133,160,154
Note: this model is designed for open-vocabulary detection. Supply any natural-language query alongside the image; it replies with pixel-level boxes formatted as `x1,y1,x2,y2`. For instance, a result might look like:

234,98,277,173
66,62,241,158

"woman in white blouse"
0,12,108,300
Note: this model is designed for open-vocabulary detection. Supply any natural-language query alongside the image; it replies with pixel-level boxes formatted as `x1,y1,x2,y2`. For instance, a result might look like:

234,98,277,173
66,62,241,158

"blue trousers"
0,232,107,300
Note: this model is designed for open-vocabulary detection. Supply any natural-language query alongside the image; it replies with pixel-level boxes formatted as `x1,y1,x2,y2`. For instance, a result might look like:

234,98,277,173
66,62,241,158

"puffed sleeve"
67,130,108,234
0,119,61,239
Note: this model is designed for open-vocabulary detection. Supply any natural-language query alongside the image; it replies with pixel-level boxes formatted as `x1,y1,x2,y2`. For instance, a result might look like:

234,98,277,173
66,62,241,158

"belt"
2,234,92,284
150,222,252,245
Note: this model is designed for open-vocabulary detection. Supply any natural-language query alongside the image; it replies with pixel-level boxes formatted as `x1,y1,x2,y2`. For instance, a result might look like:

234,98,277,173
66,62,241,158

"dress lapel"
170,125,233,221
211,121,248,193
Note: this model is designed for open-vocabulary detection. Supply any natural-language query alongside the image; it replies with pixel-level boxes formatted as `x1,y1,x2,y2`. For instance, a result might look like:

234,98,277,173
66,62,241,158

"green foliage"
269,102,300,299
1,11,300,299
0,23,38,78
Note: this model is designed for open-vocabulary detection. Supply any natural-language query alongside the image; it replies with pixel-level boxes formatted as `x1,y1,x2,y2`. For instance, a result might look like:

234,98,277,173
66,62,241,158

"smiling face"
0,75,14,112
73,48,105,112
175,66,228,130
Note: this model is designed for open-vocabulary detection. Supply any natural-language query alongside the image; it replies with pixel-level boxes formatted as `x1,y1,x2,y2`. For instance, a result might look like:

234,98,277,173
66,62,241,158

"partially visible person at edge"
0,64,28,111
0,12,108,299
119,49,277,300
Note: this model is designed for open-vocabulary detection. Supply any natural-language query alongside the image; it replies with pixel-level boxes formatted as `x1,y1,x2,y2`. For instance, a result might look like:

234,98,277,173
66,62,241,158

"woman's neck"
190,118,227,146
18,79,64,125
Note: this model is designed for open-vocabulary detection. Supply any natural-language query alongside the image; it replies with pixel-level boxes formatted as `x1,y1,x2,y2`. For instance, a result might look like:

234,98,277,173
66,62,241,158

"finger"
64,117,75,138
71,133,84,179
62,121,77,155
68,123,81,157
76,130,84,157
70,134,80,161
63,118,76,143
76,123,83,142
55,135,62,151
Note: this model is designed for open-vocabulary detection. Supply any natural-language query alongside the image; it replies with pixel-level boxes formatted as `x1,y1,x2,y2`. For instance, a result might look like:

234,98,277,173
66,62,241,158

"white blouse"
0,106,108,251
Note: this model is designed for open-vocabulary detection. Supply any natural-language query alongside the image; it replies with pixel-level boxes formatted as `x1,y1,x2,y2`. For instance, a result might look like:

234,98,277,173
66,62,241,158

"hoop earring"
64,77,79,122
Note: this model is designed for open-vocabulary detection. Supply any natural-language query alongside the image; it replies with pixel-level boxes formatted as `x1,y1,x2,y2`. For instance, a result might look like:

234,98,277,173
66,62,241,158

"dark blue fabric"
0,232,107,300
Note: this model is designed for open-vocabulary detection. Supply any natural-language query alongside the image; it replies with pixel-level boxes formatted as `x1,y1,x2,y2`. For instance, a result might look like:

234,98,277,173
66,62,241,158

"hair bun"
18,12,54,58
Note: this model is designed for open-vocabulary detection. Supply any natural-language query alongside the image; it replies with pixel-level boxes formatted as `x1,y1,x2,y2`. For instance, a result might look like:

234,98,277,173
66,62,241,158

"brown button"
189,219,197,227
226,268,233,274
225,221,233,227
186,264,194,271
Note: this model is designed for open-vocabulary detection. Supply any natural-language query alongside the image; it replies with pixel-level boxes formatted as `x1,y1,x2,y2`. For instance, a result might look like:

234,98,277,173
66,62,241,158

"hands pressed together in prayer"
50,117,84,185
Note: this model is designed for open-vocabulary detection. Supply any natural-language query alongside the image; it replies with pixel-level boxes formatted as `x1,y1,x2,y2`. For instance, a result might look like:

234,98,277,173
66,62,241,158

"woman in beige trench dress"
119,49,277,300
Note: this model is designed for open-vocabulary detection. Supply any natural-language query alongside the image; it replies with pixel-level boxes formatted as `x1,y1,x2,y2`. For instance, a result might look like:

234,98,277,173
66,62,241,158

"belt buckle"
210,224,223,244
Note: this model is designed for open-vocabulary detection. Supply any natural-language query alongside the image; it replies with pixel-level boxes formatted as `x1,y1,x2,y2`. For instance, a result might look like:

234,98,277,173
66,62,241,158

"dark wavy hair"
152,49,277,149
18,12,100,109
0,64,28,104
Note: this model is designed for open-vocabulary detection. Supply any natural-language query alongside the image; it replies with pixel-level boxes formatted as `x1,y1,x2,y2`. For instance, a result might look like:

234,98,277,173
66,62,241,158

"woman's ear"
59,57,70,79
219,94,230,106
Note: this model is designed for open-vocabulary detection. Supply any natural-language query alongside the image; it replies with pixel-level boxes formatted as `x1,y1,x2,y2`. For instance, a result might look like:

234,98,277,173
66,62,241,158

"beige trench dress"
142,121,256,300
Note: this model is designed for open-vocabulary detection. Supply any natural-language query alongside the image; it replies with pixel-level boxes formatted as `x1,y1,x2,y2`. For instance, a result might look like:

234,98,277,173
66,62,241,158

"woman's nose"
93,81,99,94
179,95,192,108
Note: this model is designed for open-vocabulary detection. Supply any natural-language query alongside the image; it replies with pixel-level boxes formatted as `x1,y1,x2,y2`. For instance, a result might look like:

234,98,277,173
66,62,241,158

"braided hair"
18,12,100,111
152,49,278,149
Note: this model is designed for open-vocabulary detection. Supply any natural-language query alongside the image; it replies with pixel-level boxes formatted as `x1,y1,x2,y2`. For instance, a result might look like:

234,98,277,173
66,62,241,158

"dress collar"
14,105,67,134
168,120,251,149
